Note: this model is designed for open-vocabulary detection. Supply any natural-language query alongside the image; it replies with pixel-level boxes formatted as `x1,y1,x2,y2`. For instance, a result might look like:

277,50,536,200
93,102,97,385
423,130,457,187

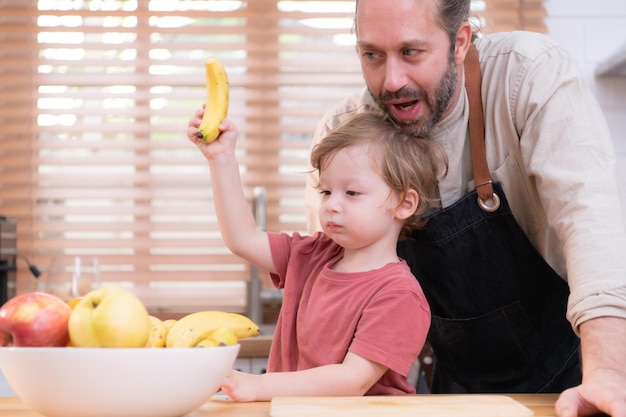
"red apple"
0,292,71,347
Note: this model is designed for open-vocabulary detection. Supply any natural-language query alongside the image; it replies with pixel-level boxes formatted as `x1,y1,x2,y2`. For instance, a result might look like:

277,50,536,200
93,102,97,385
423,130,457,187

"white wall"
545,0,626,214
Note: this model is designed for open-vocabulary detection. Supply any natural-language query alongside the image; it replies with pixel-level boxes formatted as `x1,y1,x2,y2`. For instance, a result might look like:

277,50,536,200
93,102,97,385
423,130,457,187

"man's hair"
437,0,472,46
354,0,472,46
310,111,447,234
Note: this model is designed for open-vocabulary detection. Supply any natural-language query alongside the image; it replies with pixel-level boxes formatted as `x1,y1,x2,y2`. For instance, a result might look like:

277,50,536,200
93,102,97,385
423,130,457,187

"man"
304,1,626,416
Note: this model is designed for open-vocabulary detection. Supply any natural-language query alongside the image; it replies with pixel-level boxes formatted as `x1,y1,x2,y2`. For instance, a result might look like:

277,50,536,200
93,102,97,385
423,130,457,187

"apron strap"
465,44,500,211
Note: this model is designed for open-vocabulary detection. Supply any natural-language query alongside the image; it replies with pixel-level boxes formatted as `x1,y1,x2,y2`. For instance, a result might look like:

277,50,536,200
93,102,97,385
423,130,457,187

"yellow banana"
165,311,259,348
145,315,168,348
162,319,177,331
195,338,218,348
210,327,239,346
196,56,229,143
196,328,238,347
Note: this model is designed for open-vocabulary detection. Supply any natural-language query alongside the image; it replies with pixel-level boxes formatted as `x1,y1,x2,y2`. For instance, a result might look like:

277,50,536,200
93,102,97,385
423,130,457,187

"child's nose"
324,194,341,213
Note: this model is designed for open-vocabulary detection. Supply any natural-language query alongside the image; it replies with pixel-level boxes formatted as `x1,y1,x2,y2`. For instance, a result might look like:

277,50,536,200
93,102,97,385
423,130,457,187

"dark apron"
397,45,581,393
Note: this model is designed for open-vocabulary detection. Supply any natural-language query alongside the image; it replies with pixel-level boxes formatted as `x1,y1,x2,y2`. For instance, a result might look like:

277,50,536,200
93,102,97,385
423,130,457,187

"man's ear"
395,189,419,220
454,22,473,66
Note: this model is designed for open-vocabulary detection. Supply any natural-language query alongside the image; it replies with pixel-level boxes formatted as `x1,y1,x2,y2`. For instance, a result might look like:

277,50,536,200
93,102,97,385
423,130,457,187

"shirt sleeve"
509,36,626,331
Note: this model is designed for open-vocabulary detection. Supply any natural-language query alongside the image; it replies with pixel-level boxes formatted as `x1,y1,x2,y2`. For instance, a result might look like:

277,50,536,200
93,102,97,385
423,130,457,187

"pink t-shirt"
266,231,431,395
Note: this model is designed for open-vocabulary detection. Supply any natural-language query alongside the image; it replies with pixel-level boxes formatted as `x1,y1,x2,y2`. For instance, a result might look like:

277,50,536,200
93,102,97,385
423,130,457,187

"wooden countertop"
0,393,563,416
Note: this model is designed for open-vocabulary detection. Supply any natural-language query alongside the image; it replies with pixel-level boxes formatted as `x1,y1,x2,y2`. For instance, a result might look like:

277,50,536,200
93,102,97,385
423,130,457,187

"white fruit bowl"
0,344,240,417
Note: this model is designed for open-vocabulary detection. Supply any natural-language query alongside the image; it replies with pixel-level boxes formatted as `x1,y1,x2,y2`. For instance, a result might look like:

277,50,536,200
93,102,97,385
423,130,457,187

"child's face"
317,144,402,251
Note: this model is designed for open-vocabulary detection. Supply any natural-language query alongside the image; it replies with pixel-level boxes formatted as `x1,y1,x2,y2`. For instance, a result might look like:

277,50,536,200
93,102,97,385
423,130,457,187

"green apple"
68,286,150,348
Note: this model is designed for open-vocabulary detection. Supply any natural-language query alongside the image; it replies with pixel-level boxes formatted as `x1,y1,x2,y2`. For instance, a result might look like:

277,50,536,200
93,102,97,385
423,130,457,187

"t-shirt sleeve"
267,232,292,289
267,231,335,289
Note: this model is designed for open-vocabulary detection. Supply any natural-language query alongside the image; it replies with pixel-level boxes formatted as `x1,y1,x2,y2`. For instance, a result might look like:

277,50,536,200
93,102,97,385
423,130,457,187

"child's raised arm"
187,110,276,274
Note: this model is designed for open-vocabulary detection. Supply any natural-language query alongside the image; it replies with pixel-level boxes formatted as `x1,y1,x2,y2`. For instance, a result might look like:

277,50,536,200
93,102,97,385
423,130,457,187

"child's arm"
187,109,276,274
219,351,388,402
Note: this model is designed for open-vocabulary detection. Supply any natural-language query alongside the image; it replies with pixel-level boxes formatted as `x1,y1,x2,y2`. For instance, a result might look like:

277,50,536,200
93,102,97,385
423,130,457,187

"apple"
0,292,71,347
68,286,150,348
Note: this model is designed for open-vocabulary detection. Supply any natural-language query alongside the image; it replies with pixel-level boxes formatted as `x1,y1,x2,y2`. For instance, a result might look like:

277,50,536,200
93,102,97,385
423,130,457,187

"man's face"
356,0,461,137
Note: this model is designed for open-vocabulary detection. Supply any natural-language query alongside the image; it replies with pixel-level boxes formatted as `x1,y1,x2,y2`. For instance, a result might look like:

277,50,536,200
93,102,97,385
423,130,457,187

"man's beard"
370,56,458,138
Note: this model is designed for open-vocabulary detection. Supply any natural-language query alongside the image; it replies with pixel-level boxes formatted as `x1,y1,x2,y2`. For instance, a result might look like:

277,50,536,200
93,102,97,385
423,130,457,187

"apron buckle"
477,192,501,212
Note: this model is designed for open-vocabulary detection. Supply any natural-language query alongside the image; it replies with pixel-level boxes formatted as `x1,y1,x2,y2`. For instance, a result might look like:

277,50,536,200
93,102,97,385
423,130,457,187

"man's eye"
362,51,379,61
403,48,423,58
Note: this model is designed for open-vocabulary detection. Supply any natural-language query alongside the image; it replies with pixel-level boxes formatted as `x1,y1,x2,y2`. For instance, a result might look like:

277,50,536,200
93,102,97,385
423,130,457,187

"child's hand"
186,106,206,142
187,105,238,161
219,369,259,403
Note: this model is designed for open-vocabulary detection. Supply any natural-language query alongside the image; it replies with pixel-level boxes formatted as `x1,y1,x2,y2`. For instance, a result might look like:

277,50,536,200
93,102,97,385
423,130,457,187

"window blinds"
0,0,545,311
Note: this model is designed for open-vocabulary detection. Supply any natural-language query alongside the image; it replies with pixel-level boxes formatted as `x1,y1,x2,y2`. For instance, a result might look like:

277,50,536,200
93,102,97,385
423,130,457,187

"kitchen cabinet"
235,334,273,374
234,357,269,374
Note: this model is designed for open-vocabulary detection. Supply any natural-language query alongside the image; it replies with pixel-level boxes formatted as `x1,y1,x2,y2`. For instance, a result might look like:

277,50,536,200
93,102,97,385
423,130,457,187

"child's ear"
395,189,419,220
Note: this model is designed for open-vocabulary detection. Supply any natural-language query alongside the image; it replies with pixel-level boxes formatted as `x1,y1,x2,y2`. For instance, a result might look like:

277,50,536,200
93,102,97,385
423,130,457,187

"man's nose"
383,57,409,93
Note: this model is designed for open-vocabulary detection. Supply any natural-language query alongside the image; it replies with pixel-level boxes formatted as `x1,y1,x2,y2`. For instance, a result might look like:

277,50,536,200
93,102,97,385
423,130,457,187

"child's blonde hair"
311,111,447,235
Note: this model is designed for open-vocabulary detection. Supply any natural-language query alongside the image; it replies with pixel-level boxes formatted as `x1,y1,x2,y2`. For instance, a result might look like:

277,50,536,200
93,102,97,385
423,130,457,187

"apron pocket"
429,301,542,373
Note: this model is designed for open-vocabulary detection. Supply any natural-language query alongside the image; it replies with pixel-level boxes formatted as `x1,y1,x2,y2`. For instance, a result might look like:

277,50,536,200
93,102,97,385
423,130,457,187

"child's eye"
346,190,360,197
319,189,330,196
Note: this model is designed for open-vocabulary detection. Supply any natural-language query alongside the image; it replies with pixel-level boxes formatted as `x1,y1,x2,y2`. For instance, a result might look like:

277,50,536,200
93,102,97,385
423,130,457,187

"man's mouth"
388,99,421,121
394,100,418,111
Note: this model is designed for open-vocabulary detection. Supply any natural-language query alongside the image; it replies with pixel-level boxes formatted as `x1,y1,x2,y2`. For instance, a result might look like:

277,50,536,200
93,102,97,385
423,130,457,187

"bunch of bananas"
146,311,259,348
196,56,229,143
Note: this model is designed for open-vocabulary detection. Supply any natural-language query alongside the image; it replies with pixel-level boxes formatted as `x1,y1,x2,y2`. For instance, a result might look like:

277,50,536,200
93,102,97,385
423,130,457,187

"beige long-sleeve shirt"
305,31,626,333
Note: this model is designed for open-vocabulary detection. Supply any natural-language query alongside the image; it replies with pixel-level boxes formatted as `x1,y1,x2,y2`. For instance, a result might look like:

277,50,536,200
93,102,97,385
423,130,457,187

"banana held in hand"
196,56,229,143
165,311,259,348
